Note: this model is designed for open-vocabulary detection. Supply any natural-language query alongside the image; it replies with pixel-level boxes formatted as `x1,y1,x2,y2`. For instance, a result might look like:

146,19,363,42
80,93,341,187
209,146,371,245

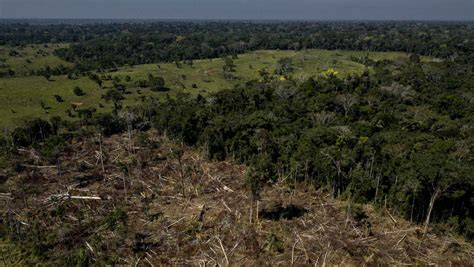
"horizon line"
1,18,473,23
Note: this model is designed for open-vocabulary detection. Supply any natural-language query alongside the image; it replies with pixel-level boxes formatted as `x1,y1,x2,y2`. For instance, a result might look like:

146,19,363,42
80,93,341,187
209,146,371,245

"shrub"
11,118,53,146
54,94,64,102
73,86,86,96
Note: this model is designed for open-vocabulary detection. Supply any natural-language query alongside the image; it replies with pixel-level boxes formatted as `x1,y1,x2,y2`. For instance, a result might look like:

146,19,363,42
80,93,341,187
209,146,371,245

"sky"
0,0,473,20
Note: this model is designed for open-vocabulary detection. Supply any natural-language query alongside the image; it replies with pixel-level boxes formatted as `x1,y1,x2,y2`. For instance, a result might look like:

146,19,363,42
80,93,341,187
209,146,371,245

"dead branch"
20,164,56,169
217,236,229,266
46,193,102,202
386,209,398,225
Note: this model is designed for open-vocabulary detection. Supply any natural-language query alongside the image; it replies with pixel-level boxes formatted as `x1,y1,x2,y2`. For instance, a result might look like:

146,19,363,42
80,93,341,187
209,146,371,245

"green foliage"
223,57,236,72
101,89,124,111
73,86,85,96
275,57,293,75
462,217,474,240
11,118,53,147
94,113,126,136
263,233,284,254
146,57,473,238
5,22,461,70
36,135,65,162
1,22,473,240
247,154,276,197
148,74,166,92
105,208,128,231
54,94,64,103
0,48,412,128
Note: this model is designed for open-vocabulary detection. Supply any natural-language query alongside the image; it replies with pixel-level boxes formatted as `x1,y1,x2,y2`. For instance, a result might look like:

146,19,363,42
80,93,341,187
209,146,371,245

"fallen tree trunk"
46,193,102,202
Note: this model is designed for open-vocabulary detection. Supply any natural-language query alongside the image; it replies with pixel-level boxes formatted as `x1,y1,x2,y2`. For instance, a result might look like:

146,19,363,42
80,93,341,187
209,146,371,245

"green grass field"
113,49,424,94
0,44,72,77
0,46,427,128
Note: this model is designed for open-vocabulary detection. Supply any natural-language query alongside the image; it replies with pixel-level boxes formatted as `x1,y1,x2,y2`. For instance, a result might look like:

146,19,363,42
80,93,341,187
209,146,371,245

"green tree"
73,86,86,96
102,89,124,111
223,57,235,72
275,57,293,75
148,75,166,92
406,151,462,234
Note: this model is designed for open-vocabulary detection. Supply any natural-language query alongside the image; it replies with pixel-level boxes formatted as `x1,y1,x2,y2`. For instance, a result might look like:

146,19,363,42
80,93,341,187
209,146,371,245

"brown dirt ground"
1,131,472,266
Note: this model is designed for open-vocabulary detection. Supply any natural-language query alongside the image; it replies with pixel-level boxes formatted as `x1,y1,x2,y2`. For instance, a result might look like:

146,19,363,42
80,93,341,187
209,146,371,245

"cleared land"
1,131,472,265
0,47,428,128
0,44,72,76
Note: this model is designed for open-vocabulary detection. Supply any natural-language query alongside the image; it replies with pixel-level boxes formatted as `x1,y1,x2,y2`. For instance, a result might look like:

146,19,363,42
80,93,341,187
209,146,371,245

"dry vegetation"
1,131,472,266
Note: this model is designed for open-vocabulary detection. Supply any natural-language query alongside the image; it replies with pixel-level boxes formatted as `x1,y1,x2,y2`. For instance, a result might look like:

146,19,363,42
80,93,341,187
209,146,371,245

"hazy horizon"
1,0,473,21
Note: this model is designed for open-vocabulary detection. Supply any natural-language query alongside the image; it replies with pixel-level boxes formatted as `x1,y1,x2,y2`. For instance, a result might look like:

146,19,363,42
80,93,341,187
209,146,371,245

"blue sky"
1,0,473,20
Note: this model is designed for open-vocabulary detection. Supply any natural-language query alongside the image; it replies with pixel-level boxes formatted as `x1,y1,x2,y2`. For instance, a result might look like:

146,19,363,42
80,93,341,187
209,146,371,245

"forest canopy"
1,21,473,70
0,22,473,265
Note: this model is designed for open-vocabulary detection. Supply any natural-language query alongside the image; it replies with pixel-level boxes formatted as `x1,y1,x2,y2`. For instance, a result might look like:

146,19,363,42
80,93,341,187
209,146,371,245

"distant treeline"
1,21,473,70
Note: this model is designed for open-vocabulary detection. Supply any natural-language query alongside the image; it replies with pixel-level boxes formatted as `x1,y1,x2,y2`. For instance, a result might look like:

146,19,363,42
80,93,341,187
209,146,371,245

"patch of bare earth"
1,131,472,265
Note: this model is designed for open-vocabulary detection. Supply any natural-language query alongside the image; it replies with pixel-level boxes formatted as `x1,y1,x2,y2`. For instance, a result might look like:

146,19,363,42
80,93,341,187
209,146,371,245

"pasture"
0,46,424,128
0,44,72,77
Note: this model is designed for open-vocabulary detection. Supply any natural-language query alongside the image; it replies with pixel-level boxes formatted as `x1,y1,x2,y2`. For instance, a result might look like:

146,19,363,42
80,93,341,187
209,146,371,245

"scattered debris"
0,131,472,265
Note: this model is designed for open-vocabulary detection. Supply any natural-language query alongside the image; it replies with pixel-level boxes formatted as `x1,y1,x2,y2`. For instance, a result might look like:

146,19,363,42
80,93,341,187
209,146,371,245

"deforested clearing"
1,131,472,266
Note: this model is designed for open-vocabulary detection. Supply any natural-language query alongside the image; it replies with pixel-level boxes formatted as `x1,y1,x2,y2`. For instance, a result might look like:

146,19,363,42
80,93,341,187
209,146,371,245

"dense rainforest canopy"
0,21,473,244
1,21,473,70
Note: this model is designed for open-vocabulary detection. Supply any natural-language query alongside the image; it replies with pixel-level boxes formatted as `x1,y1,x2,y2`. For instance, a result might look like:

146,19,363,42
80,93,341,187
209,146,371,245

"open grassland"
0,48,427,128
0,75,102,127
0,44,72,76
113,49,428,94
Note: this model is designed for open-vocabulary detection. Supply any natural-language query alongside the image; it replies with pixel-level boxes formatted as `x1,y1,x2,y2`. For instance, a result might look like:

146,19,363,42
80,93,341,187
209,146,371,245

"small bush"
73,86,86,96
54,94,64,102
105,208,128,230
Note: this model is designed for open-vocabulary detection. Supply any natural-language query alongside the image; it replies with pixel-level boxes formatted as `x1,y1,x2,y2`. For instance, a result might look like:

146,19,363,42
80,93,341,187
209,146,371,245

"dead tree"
336,94,358,117
119,111,136,153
